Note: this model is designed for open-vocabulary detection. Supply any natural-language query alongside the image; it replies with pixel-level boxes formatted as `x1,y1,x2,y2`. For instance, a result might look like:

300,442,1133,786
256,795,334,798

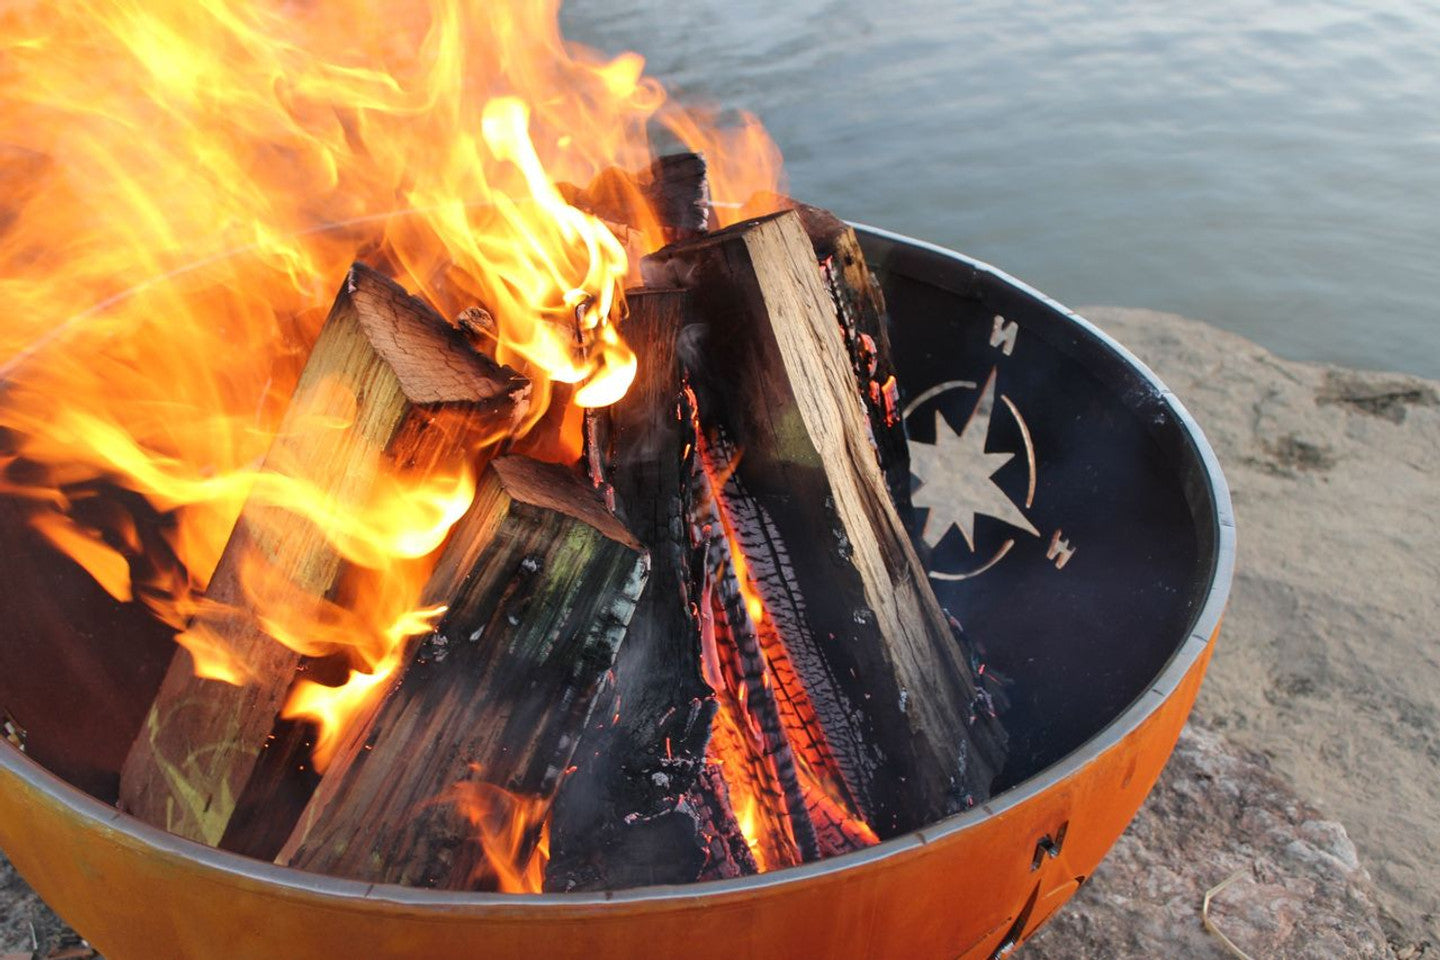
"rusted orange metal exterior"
0,628,1214,960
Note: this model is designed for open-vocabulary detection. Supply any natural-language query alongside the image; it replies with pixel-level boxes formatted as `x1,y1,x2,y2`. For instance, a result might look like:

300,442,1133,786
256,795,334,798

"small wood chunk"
642,153,713,241
645,211,1007,834
277,456,647,889
118,263,528,846
455,305,498,358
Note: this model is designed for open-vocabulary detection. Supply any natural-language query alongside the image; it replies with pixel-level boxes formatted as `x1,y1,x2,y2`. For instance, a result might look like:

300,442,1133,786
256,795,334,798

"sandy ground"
1081,307,1440,951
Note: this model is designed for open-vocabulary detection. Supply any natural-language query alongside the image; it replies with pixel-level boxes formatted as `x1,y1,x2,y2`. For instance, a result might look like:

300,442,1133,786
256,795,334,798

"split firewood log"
645,211,1007,835
119,264,528,847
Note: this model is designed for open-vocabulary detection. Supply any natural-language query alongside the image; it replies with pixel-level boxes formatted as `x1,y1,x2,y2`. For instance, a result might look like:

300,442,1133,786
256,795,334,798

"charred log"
687,762,760,881
645,211,1007,835
561,152,713,246
547,289,720,891
642,153,713,242
689,434,874,861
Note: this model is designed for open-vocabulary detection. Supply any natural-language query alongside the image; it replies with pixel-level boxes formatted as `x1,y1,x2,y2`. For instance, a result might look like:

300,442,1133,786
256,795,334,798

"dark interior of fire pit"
863,230,1213,791
0,227,1216,817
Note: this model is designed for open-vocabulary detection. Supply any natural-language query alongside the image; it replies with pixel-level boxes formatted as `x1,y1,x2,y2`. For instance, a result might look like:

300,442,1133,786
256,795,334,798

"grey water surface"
563,0,1440,378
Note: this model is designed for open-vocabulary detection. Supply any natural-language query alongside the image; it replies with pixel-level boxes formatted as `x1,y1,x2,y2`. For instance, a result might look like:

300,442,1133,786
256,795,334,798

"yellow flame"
0,0,786,809
281,603,448,771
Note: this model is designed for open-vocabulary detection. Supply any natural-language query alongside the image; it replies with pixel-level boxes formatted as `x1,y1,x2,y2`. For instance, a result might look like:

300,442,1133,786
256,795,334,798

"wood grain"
277,456,647,889
118,263,528,846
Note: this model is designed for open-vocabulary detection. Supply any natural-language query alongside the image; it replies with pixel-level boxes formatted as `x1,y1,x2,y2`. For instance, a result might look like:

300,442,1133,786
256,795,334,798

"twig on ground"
1202,869,1256,960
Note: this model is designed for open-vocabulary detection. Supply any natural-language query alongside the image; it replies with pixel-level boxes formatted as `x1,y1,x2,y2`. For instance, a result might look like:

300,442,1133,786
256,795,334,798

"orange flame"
694,432,879,867
0,0,785,796
444,776,551,894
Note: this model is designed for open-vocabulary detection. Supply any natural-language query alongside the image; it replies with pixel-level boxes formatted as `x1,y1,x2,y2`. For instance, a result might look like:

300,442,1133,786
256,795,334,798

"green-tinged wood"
277,456,647,890
118,263,528,847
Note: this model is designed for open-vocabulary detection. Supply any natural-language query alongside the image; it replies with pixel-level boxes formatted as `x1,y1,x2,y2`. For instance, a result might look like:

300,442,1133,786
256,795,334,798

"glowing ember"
690,416,877,870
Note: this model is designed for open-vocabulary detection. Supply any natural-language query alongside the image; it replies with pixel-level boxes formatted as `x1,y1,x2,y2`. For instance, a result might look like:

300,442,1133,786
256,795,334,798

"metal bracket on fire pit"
1029,822,1068,871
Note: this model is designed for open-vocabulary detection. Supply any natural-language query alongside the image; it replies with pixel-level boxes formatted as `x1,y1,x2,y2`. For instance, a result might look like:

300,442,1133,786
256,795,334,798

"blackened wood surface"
688,447,820,866
547,290,721,891
688,762,760,881
118,264,528,846
277,457,646,890
642,153,713,242
645,212,1007,835
560,152,712,247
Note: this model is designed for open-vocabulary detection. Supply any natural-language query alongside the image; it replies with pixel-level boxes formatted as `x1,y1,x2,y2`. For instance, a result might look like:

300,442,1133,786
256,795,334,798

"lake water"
563,0,1440,378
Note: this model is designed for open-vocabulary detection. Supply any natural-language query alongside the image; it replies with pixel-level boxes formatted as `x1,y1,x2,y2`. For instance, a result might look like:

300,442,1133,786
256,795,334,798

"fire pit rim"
0,223,1234,908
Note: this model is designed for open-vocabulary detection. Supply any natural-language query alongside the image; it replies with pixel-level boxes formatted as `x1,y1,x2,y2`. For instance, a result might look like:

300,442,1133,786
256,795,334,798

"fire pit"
0,224,1232,960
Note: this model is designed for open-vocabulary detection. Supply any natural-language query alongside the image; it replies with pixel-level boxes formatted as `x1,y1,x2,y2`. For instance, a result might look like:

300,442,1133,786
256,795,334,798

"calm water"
563,0,1440,378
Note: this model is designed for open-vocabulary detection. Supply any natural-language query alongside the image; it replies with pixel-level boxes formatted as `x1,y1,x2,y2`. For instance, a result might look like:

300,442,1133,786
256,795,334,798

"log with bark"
276,456,647,889
118,263,529,847
644,210,1007,836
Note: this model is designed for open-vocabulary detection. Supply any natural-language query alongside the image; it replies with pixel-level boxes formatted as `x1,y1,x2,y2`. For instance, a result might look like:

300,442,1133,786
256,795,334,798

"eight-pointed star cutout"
909,370,1038,551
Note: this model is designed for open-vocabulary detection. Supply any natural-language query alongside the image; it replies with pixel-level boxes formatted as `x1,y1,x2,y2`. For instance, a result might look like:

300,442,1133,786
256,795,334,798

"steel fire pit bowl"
0,224,1233,960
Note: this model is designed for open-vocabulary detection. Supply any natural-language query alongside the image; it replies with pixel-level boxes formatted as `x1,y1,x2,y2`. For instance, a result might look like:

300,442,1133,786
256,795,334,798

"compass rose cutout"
906,368,1039,581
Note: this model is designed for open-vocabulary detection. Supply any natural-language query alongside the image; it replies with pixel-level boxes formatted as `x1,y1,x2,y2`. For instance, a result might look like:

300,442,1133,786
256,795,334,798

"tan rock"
1078,307,1440,953
1024,715,1391,959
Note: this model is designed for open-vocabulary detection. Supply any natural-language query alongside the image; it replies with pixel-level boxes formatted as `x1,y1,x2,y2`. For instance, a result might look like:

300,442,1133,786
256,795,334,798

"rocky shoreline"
1025,713,1392,959
1078,307,1438,957
2,308,1436,957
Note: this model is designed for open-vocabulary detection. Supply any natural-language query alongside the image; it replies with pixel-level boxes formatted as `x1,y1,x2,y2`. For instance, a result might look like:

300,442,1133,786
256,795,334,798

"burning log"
547,289,726,890
118,263,529,847
641,153,713,242
552,210,914,885
645,211,1007,835
277,456,647,890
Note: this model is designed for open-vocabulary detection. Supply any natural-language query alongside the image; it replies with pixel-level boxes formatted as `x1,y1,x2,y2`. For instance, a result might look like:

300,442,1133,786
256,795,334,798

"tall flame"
0,0,785,601
0,0,786,883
